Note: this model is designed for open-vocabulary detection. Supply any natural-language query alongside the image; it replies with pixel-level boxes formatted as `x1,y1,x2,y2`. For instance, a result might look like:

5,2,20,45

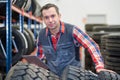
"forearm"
73,26,104,71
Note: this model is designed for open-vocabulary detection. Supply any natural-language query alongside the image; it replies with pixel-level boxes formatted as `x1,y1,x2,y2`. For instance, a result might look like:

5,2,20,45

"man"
37,3,113,76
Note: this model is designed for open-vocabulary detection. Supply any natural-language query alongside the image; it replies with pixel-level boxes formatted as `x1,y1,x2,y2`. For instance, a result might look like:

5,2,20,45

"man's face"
41,7,61,30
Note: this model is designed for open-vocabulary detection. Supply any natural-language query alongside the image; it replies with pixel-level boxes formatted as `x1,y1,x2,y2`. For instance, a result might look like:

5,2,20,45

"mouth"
49,23,55,27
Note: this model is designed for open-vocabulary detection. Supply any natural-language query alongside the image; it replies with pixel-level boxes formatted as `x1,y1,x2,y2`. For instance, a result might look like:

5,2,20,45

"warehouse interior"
0,0,120,80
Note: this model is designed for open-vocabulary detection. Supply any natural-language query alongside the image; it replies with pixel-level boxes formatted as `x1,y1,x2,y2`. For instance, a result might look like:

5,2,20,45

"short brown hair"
40,3,59,17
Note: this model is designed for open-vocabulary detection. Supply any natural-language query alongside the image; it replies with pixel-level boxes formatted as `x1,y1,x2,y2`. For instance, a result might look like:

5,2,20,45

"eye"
51,15,55,18
44,16,49,20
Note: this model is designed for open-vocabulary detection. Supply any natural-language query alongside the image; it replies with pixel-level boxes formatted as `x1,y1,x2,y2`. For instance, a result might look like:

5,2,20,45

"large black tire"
85,24,107,32
98,71,120,80
0,27,28,67
31,0,41,17
13,26,35,55
24,27,36,54
12,0,31,11
92,25,120,32
62,65,98,80
5,61,60,80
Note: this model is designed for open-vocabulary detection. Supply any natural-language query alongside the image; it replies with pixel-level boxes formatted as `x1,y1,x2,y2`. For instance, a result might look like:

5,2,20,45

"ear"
59,13,61,18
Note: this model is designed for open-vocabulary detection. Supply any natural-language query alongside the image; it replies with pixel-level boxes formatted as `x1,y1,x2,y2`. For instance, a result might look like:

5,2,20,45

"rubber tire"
31,0,41,17
5,61,60,80
12,26,35,55
24,27,36,54
98,71,120,80
61,65,98,80
92,26,120,32
85,24,107,32
12,0,31,11
0,27,28,67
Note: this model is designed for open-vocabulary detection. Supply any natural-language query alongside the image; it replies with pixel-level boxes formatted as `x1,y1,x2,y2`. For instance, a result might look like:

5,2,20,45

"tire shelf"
11,5,42,23
0,0,42,78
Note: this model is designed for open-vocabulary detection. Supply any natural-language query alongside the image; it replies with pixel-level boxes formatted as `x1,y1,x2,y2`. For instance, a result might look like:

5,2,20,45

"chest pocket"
57,42,75,62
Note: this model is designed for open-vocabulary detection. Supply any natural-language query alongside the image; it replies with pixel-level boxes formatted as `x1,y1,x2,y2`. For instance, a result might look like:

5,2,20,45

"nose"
48,17,53,22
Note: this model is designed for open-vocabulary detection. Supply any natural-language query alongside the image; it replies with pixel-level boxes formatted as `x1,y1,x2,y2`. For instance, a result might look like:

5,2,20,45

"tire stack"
12,0,32,11
0,0,41,22
0,0,42,79
0,26,35,78
104,33,120,74
85,24,120,73
93,25,120,62
12,0,41,18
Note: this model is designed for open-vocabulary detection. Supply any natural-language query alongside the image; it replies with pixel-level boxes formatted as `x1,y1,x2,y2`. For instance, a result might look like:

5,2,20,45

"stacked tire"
12,0,41,17
104,33,120,74
31,0,41,17
0,0,41,21
5,61,60,80
85,25,120,73
93,25,120,32
5,62,120,80
12,0,32,11
85,24,107,32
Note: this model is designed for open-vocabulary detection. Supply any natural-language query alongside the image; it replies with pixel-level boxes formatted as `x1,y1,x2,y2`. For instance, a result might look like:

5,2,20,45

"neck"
50,23,60,36
50,27,59,36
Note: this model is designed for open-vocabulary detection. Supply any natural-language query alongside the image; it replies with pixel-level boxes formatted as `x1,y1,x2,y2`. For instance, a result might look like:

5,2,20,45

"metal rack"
5,0,12,73
0,0,42,73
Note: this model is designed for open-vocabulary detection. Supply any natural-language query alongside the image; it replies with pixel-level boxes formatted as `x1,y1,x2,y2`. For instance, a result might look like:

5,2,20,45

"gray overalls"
38,22,81,76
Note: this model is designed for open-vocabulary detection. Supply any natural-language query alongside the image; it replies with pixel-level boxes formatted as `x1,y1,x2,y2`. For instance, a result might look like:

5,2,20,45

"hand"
97,68,116,73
